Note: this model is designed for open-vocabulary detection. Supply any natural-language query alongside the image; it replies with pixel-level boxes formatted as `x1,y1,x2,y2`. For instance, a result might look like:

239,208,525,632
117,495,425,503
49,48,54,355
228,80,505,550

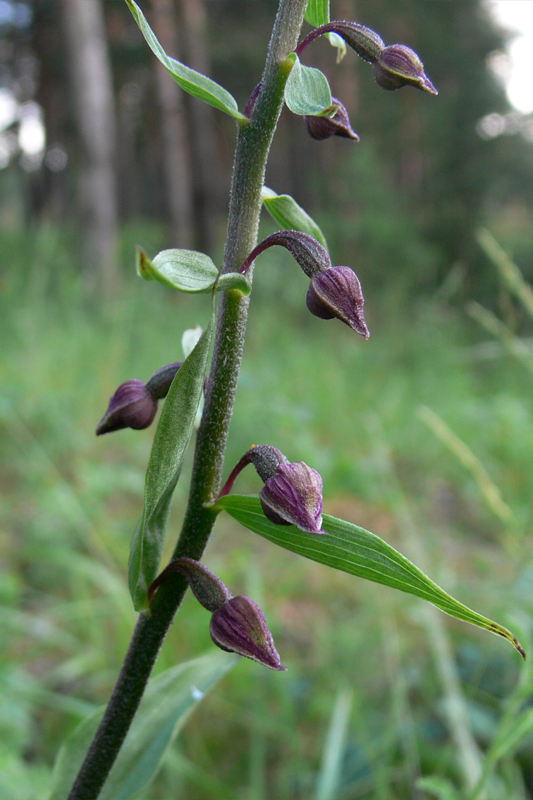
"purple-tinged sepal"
373,44,437,94
210,595,287,671
96,379,157,435
260,461,325,534
307,266,369,338
306,98,359,141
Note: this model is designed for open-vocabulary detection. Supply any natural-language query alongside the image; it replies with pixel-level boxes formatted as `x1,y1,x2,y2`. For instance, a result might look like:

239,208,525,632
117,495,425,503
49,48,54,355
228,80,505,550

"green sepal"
125,0,247,122
136,248,251,296
128,315,214,610
47,652,237,800
262,187,328,248
216,495,525,657
284,53,332,116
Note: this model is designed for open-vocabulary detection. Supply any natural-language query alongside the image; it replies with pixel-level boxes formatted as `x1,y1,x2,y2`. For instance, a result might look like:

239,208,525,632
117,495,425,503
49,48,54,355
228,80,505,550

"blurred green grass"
2,224,533,799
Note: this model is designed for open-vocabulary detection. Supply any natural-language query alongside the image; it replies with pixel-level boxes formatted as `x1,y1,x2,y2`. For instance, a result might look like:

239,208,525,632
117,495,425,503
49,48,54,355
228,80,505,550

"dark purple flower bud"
373,44,437,94
210,595,287,671
96,379,157,435
148,557,231,612
96,362,183,436
307,266,369,338
260,461,325,534
305,99,359,141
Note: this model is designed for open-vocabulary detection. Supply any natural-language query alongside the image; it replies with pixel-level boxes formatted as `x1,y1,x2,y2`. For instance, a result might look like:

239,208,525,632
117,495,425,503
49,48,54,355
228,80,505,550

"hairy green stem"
67,1,307,797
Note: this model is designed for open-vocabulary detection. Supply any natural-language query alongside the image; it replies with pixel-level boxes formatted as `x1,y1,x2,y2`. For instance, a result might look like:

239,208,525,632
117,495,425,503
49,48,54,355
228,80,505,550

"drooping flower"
218,445,326,535
96,379,158,435
307,266,369,338
96,362,183,435
210,595,287,671
148,558,286,671
373,44,438,94
305,99,359,141
260,460,325,534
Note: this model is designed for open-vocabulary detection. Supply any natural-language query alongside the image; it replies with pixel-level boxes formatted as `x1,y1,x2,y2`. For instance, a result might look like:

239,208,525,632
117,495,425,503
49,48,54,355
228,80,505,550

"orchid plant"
52,1,524,798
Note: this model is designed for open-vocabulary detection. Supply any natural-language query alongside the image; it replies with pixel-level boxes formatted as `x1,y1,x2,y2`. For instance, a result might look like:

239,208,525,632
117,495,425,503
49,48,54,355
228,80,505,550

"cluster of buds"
96,361,183,435
218,445,325,535
240,230,369,338
148,558,286,671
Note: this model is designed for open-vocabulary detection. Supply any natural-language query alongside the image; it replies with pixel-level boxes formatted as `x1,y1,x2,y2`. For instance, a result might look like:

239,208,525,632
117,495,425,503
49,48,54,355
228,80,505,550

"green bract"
216,495,524,656
125,0,247,122
262,187,328,248
284,54,333,116
48,652,237,800
129,317,214,610
137,248,251,296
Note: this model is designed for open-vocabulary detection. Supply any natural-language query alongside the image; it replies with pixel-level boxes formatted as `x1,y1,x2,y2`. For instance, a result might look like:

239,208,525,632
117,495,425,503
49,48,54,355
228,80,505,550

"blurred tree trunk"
150,0,194,247
179,0,220,252
62,0,118,293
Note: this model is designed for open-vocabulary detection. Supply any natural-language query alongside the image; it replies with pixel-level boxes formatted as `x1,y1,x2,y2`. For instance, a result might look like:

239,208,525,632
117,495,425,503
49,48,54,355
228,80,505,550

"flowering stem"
66,0,308,797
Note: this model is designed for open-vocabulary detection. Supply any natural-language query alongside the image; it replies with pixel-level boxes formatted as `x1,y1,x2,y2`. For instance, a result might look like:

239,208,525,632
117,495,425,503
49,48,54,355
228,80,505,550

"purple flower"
307,266,369,338
260,461,325,535
96,379,157,435
373,44,437,94
210,595,287,671
306,99,359,141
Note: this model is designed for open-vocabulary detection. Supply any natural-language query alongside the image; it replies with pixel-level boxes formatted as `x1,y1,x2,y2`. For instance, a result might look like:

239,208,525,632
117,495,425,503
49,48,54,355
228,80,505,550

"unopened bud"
210,595,287,671
307,266,369,338
373,44,437,94
96,362,183,436
260,461,325,534
306,99,359,141
96,379,157,435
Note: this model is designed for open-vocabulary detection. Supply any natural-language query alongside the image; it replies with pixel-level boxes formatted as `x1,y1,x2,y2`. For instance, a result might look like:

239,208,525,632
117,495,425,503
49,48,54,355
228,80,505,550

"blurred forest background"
3,0,533,798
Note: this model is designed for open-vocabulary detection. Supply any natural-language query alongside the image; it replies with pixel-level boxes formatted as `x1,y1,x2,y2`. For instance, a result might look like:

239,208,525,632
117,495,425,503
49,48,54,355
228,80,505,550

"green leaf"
125,0,246,121
129,316,214,610
137,248,251,296
216,495,524,657
47,652,237,800
305,0,329,27
137,247,218,293
261,187,328,248
284,54,332,116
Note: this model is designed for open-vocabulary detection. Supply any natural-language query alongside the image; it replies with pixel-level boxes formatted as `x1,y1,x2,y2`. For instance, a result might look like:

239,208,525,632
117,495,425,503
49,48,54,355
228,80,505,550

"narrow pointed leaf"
216,495,524,657
284,54,332,115
262,187,328,248
129,316,214,610
125,0,246,121
48,652,237,800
